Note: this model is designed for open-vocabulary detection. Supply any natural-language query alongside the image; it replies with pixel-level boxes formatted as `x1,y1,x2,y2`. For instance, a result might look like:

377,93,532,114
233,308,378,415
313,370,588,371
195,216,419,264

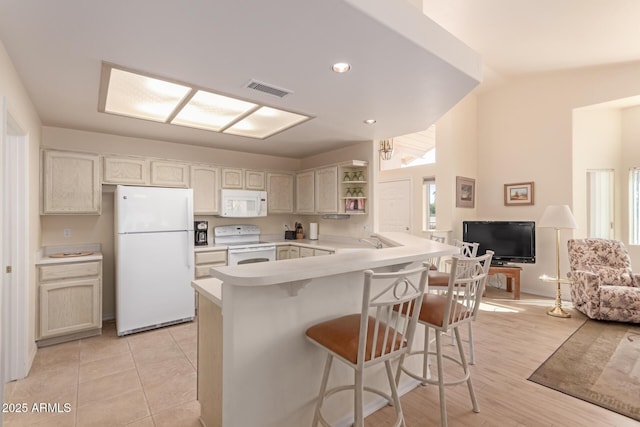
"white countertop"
192,277,223,305
210,232,458,287
36,243,103,265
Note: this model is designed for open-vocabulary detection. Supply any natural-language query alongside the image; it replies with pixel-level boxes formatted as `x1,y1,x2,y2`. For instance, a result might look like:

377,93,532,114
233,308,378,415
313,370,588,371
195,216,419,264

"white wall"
477,61,640,297
621,106,640,270
0,40,42,371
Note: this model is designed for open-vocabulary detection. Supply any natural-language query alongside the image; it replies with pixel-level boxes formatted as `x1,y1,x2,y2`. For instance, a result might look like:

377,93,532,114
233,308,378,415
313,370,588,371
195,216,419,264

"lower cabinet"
277,245,334,260
195,249,228,278
37,260,102,345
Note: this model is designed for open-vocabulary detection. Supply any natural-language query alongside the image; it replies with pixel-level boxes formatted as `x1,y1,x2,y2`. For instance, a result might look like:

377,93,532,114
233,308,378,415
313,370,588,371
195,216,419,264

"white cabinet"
315,166,339,214
299,247,315,258
150,160,190,187
276,246,291,260
289,246,300,259
267,173,294,213
195,249,227,278
191,165,220,215
37,260,102,344
221,168,244,189
103,156,149,185
41,149,101,214
314,249,333,256
245,170,266,190
278,245,333,260
295,170,315,214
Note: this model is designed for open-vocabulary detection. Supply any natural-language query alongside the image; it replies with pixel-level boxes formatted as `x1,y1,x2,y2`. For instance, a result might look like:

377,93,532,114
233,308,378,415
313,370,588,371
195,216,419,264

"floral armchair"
567,238,640,323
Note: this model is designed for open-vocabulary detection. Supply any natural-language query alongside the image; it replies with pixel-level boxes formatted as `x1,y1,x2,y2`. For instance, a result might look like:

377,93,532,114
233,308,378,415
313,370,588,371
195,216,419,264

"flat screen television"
462,221,536,265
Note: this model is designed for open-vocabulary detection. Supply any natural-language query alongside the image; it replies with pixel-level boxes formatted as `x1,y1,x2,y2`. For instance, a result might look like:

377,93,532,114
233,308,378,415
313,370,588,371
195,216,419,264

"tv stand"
488,265,521,300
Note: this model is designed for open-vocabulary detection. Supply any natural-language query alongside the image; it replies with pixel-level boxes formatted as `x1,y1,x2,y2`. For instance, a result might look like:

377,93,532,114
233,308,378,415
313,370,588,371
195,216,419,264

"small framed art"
456,176,475,208
504,182,534,206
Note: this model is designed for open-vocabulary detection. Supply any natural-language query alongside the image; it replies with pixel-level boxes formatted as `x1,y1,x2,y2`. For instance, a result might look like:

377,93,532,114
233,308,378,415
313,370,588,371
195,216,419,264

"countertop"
209,232,458,287
36,243,103,265
194,235,379,253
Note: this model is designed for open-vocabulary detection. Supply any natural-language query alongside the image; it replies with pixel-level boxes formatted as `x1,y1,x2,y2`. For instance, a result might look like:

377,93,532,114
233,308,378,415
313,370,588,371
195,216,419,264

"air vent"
246,80,292,98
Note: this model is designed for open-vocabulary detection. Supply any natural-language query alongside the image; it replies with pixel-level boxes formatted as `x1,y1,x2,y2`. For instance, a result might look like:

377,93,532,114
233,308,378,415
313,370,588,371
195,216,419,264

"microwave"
219,189,267,217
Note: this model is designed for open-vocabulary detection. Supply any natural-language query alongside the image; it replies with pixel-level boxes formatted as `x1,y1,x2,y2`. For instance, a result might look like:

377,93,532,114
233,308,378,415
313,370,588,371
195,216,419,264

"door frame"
2,97,30,383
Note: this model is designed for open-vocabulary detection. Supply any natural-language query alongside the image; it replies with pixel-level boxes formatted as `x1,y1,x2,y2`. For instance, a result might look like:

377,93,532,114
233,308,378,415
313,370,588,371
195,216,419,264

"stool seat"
306,314,406,364
428,271,450,287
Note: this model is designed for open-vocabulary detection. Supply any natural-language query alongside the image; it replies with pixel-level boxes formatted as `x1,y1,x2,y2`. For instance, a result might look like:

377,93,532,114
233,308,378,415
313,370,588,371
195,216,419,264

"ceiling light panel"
104,68,191,122
224,107,310,139
171,90,258,131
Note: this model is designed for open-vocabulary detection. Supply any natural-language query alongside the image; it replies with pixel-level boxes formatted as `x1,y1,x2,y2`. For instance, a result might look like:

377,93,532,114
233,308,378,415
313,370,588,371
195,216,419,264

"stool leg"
355,366,364,427
454,327,479,413
468,322,475,365
434,331,448,427
313,353,333,427
423,325,431,384
385,359,405,427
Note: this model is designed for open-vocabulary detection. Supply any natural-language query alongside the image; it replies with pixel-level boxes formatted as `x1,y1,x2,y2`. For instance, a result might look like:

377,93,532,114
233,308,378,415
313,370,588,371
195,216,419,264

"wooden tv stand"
488,265,521,300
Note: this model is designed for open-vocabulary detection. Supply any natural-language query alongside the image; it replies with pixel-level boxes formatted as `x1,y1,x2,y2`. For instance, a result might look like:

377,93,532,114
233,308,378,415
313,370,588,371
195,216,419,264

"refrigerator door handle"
185,231,192,268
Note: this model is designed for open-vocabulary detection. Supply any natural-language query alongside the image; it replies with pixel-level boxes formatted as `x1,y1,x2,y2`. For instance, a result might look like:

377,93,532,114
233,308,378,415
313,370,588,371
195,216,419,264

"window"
630,168,640,244
423,178,436,231
379,125,436,171
587,169,614,239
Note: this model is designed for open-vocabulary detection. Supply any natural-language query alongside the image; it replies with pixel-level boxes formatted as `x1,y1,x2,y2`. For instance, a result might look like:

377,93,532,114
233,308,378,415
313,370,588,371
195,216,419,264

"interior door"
378,179,412,232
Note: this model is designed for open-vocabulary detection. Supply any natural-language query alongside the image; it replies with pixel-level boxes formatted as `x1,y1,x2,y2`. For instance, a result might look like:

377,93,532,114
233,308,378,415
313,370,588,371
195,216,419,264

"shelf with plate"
338,161,368,214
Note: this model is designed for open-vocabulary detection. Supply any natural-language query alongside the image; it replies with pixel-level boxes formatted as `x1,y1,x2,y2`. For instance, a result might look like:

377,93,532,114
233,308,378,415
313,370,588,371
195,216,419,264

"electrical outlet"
363,224,371,232
63,228,71,238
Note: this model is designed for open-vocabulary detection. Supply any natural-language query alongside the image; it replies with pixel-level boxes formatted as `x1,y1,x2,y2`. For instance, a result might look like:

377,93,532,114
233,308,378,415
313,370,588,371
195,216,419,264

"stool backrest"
427,234,446,270
440,251,493,330
454,239,479,258
359,265,429,366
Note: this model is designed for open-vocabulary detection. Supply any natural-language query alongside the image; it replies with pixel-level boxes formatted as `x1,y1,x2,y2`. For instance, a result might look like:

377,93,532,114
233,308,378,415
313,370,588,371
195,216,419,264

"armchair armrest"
632,273,640,287
568,270,601,295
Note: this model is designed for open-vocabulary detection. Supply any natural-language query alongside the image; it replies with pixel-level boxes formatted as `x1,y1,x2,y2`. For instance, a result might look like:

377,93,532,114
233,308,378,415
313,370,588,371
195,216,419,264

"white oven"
227,244,276,265
214,224,276,266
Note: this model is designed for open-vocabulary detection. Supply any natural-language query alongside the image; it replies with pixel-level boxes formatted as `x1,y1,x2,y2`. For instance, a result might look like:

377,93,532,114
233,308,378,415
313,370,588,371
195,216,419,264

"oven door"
227,245,276,266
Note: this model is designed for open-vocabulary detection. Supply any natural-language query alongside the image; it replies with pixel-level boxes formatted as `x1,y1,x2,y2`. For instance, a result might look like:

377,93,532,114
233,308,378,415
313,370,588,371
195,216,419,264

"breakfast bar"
192,232,458,427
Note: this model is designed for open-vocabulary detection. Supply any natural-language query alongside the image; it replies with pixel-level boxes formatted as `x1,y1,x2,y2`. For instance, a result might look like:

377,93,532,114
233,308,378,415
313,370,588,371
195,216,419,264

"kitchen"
39,126,378,325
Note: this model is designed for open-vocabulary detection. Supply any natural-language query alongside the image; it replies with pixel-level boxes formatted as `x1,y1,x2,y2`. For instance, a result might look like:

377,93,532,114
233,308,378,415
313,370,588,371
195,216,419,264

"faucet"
359,237,383,249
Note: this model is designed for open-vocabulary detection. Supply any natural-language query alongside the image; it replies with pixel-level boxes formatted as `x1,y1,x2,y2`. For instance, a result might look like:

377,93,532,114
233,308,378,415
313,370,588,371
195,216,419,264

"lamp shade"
538,205,578,229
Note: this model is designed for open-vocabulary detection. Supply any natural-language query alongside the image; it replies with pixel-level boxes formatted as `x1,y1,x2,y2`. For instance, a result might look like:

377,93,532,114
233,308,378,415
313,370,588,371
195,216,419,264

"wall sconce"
379,139,394,160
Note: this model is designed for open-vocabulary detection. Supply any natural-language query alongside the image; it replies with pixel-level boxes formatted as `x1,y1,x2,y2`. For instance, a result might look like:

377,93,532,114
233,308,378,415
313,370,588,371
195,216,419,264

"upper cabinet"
245,170,265,190
41,149,101,215
221,168,244,189
315,166,339,214
191,165,220,215
150,160,190,187
103,156,149,185
295,170,315,214
267,173,294,213
339,161,368,215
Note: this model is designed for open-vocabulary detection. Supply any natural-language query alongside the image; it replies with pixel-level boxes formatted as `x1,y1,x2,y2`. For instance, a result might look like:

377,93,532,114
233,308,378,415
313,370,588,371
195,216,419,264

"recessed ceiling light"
98,63,312,139
332,62,351,73
364,119,376,125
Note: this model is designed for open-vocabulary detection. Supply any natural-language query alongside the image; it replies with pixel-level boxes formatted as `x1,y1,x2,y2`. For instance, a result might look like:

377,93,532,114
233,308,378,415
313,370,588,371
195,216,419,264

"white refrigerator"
115,185,195,336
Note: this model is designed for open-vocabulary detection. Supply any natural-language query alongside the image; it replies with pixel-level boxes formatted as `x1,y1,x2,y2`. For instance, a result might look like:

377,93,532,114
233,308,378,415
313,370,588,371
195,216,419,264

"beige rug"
528,319,640,421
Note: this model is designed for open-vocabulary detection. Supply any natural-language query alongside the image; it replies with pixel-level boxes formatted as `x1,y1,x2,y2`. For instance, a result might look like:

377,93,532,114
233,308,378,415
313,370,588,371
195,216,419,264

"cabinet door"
295,171,315,214
245,170,265,190
276,246,290,260
315,166,338,213
103,156,149,185
299,247,314,258
42,150,101,214
289,246,300,259
150,161,190,187
267,173,294,213
39,277,101,339
221,168,244,189
191,165,220,215
314,249,333,256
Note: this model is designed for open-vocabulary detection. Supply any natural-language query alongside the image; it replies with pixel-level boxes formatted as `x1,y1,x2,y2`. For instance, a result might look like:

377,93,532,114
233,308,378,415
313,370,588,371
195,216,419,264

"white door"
116,230,195,335
378,179,412,232
2,99,29,387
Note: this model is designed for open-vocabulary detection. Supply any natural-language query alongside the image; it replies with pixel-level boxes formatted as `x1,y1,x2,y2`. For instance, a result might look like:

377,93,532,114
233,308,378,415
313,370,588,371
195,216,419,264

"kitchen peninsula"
192,232,458,427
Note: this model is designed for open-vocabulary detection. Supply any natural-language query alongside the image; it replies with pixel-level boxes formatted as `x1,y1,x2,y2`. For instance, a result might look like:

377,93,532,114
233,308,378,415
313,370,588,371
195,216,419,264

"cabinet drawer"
39,261,101,282
195,264,225,278
195,251,227,265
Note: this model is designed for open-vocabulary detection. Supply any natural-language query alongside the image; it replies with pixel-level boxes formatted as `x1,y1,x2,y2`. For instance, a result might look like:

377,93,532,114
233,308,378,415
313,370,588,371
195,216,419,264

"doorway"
2,97,30,386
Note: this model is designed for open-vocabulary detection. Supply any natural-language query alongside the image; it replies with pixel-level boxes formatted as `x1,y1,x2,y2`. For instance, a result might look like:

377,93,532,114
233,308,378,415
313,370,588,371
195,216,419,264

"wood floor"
366,286,640,427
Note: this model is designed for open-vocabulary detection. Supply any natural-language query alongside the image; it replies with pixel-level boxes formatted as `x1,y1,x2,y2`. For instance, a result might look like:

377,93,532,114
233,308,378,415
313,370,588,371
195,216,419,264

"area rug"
528,319,640,421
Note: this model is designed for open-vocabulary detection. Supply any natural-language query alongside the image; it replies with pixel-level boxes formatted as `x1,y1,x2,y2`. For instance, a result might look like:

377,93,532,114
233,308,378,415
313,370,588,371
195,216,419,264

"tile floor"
3,320,201,427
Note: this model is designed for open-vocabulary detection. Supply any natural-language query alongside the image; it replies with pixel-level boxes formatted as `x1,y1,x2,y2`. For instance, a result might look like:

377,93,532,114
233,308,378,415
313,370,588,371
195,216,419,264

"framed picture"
504,182,534,206
456,176,475,208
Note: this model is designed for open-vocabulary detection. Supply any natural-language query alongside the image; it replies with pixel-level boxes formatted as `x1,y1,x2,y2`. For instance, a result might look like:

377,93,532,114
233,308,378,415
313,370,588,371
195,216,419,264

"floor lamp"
538,205,577,318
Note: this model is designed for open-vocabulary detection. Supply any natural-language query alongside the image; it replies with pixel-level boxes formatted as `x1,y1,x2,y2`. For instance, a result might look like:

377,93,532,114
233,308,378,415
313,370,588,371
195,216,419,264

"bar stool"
428,239,480,364
305,265,429,427
396,251,493,427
